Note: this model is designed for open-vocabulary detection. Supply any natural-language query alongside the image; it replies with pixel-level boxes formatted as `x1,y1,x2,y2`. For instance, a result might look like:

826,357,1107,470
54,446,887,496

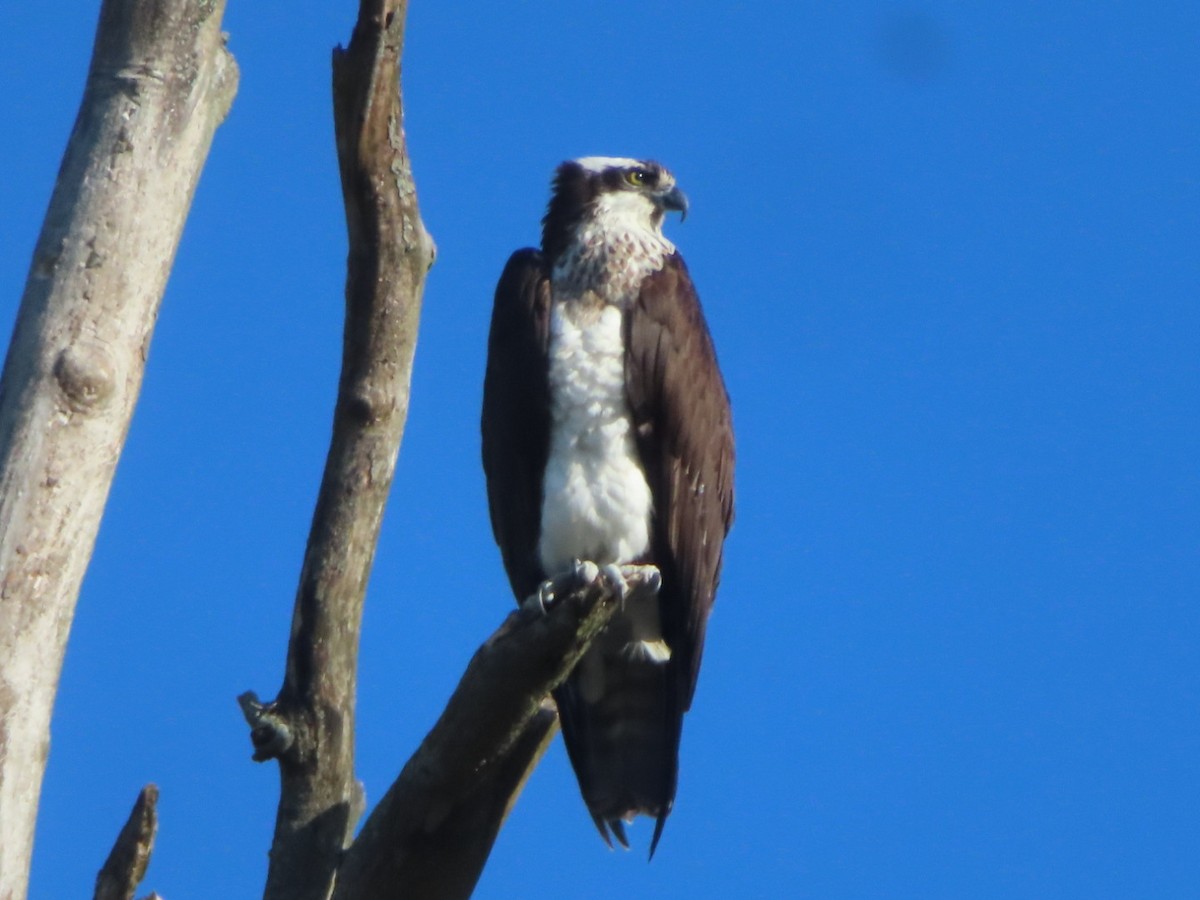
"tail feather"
649,810,668,858
554,627,683,854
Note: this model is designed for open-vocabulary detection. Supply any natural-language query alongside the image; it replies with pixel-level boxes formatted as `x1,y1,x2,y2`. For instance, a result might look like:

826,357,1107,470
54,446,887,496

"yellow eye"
625,169,648,187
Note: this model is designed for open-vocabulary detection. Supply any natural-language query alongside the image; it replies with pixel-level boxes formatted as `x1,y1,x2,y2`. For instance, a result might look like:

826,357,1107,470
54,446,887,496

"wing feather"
625,253,735,711
481,248,552,600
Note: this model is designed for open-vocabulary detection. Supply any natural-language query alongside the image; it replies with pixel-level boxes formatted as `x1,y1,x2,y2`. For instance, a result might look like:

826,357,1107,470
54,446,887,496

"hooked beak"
659,184,689,221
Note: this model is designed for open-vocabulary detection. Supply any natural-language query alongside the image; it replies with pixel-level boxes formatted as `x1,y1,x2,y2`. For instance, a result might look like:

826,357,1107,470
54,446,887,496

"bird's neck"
551,212,674,303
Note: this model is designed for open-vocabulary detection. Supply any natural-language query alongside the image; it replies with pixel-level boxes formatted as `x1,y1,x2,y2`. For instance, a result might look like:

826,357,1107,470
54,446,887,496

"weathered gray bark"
237,2,436,898
0,3,236,898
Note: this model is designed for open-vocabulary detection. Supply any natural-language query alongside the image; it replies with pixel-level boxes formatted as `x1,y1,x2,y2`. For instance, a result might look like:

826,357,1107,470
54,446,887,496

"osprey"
481,157,734,854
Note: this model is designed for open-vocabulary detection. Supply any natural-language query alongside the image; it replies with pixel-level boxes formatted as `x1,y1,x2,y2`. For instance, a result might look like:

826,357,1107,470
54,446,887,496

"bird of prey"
481,157,734,855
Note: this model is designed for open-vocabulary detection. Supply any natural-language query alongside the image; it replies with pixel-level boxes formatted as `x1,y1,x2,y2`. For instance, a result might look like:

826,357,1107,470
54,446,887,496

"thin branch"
0,2,235,895
94,785,159,900
333,567,659,900
243,1,433,898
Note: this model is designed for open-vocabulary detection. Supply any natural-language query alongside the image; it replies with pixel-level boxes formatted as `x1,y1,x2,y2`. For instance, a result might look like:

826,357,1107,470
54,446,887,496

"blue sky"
3,2,1198,897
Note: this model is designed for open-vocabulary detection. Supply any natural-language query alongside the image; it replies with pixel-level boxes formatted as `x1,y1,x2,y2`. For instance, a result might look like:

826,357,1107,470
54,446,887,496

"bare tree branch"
242,1,434,898
0,2,236,896
341,706,559,900
94,785,159,900
333,568,658,900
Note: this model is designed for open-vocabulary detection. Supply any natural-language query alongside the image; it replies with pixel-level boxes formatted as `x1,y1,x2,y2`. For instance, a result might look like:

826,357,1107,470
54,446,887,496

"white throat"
551,193,675,302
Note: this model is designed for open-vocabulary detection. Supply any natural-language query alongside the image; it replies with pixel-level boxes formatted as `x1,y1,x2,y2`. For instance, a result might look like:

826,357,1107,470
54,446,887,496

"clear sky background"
3,2,1198,898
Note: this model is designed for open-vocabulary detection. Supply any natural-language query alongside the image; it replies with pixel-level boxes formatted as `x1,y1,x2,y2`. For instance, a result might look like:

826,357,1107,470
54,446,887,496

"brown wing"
625,252,735,711
481,248,552,601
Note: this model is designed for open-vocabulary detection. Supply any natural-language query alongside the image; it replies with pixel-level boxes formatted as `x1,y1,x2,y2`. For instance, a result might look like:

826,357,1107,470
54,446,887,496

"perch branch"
243,1,433,899
333,567,659,900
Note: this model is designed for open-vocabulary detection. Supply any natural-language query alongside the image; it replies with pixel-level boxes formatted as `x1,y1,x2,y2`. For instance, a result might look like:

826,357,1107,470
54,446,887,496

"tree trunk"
0,2,236,897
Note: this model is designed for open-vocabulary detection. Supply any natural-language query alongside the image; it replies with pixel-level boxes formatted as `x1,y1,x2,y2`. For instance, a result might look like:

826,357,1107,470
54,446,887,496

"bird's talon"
523,579,558,614
640,566,662,595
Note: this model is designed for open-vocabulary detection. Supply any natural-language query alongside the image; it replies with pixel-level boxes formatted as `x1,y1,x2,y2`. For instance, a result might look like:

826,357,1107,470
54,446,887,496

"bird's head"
542,157,688,263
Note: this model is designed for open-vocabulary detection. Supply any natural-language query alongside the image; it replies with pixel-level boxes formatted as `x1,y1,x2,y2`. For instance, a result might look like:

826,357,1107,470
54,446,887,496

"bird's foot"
600,563,629,601
603,563,662,610
621,564,662,598
573,558,601,588
522,560,602,614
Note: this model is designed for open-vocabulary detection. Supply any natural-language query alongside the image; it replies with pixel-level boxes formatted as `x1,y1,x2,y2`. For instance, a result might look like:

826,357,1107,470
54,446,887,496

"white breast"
539,301,653,575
